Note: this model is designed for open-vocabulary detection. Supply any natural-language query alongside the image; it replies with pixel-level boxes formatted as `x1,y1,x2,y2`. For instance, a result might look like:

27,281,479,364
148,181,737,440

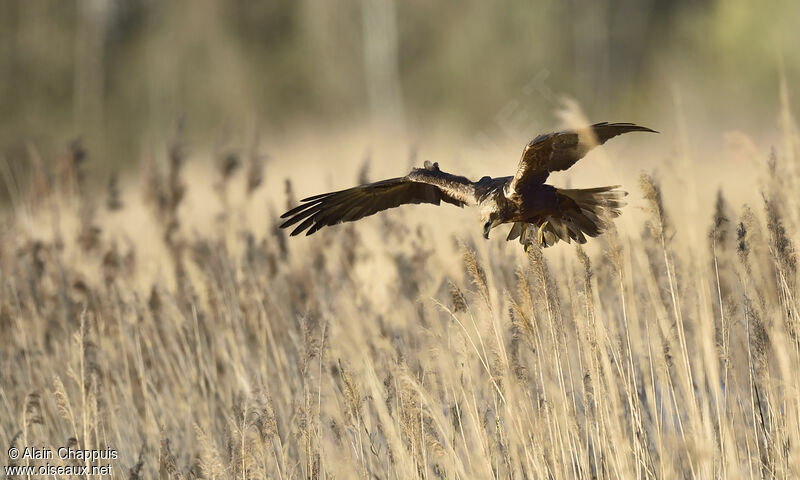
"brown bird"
280,122,656,249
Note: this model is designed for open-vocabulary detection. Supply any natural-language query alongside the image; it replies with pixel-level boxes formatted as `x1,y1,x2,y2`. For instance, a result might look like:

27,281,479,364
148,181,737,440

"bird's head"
481,209,502,239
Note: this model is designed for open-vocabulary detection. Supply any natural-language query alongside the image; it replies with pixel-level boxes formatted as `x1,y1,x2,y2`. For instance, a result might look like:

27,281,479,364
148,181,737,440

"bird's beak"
483,221,492,239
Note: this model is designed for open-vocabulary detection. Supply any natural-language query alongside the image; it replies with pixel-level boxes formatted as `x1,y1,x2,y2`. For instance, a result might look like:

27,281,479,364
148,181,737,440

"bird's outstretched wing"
279,162,478,236
506,122,656,198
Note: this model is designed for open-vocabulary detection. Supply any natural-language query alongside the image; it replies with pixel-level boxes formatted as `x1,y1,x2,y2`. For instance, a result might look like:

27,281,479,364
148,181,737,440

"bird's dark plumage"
280,162,477,236
280,122,657,249
506,122,657,197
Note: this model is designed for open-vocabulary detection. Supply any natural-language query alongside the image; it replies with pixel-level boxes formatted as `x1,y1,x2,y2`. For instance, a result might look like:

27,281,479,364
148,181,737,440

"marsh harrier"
280,122,656,249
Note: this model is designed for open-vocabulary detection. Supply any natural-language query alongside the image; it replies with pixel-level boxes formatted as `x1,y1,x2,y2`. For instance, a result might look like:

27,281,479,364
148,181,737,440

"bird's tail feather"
507,185,627,249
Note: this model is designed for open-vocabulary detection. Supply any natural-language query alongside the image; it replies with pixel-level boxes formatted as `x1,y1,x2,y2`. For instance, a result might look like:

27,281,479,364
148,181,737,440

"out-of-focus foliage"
1,0,798,172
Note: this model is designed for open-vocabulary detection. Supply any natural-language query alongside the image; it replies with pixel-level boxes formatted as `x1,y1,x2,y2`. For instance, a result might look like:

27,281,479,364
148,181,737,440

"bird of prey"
280,122,656,249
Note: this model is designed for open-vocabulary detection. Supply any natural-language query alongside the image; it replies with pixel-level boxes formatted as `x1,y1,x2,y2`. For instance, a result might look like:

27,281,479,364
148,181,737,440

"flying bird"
280,122,656,249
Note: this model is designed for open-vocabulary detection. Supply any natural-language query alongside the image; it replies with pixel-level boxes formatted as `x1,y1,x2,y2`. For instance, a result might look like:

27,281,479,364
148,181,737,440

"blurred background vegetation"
1,0,798,181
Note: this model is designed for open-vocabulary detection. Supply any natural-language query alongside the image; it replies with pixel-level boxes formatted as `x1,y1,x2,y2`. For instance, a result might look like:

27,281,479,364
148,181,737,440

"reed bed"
2,113,800,479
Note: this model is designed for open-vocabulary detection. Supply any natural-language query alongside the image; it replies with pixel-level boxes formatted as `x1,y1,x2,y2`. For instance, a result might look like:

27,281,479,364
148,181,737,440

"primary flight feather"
280,122,657,250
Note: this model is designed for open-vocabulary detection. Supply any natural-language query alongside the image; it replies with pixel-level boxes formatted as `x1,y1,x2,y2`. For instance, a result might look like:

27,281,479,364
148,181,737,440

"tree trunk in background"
74,0,110,144
571,0,611,115
361,0,406,140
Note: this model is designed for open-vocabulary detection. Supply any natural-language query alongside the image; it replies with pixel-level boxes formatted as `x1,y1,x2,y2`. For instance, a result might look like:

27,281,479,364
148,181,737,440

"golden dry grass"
2,104,800,480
